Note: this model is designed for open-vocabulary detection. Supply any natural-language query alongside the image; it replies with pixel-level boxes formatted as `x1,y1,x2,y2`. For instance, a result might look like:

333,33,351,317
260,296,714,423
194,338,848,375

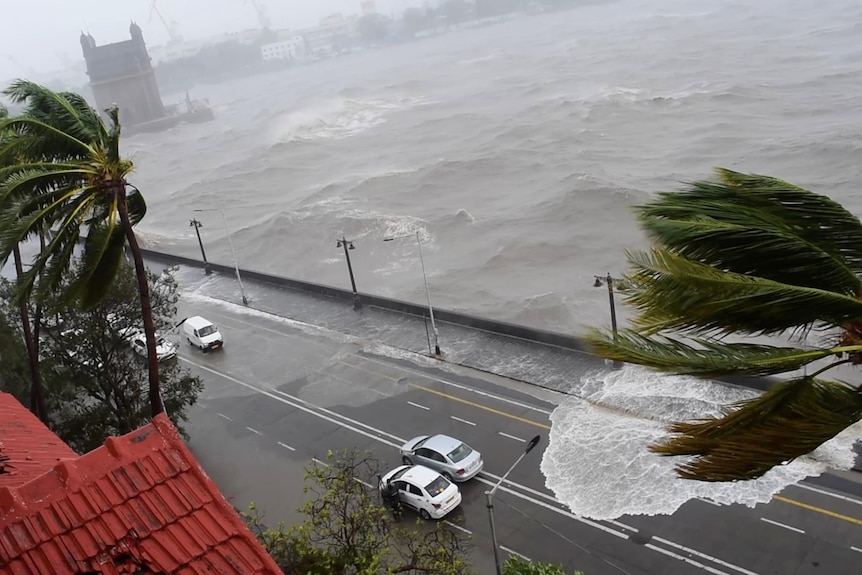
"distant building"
361,0,378,15
297,13,357,57
261,36,305,61
80,23,167,126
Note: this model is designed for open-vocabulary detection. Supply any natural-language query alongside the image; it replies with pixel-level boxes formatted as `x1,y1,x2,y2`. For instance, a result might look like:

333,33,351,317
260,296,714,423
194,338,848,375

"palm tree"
0,81,164,416
0,103,47,421
587,168,862,482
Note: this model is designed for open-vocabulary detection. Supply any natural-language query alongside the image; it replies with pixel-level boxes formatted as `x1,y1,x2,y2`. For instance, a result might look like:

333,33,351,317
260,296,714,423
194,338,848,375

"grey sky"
1,0,404,79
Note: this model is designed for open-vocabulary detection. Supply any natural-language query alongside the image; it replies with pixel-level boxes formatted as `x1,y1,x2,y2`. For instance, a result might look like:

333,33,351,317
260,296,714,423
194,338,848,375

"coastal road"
176,297,862,575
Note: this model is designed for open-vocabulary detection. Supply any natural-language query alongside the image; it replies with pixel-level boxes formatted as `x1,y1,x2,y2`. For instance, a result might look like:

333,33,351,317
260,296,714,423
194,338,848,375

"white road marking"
350,353,555,415
500,546,531,562
407,401,430,411
354,477,373,488
180,357,762,575
645,544,730,575
444,520,472,535
246,426,261,435
795,482,862,506
451,415,476,426
217,413,232,421
203,308,555,416
698,497,721,507
278,441,296,451
760,518,805,534
312,458,330,467
654,536,761,575
498,431,526,443
851,546,862,553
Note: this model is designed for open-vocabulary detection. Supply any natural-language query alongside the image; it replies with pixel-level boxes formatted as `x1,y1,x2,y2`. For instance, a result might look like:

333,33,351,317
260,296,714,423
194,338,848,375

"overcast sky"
1,0,409,79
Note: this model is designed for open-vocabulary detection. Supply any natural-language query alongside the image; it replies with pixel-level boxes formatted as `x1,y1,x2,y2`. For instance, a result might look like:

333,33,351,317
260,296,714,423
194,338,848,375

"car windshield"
198,325,217,337
424,476,450,497
447,443,473,463
156,337,166,346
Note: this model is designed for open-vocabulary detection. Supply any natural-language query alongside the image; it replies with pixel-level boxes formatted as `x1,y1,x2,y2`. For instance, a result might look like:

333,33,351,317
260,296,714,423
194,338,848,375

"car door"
414,447,442,473
404,482,426,512
393,480,414,510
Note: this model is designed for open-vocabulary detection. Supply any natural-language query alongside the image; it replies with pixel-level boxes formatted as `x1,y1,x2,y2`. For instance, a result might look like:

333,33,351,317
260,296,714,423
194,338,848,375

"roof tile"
0,395,282,575
0,395,78,492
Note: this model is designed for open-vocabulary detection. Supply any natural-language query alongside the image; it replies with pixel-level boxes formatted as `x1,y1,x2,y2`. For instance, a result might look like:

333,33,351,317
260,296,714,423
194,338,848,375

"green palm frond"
636,204,861,295
640,169,862,276
650,377,862,481
3,80,105,149
126,185,147,226
72,217,127,308
586,328,860,377
624,249,862,336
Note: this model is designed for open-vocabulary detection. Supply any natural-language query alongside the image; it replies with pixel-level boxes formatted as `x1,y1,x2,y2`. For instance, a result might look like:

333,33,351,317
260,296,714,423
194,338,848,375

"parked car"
378,464,462,520
183,316,223,352
129,331,177,362
399,434,483,482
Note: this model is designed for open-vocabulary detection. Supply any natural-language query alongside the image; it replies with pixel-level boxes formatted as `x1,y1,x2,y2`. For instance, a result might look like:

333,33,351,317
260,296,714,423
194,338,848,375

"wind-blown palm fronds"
586,168,862,481
0,81,163,417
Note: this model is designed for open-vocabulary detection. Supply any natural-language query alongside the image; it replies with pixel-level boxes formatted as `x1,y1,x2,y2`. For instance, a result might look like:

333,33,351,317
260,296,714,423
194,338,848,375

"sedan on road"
379,464,462,520
399,434,483,482
129,331,178,362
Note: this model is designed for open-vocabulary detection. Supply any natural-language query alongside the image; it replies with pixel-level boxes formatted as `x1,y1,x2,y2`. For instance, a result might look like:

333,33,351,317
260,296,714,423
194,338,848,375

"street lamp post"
337,237,361,310
594,273,620,337
486,435,541,575
189,218,211,275
194,208,249,306
383,231,441,356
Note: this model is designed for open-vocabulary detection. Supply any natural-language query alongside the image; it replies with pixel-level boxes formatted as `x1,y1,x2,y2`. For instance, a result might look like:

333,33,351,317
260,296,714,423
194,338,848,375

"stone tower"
80,23,166,126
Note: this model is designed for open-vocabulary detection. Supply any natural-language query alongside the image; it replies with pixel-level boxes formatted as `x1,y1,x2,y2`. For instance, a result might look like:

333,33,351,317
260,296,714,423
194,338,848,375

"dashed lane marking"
407,401,430,411
760,518,805,534
498,432,526,443
217,413,232,421
451,415,476,426
500,546,531,562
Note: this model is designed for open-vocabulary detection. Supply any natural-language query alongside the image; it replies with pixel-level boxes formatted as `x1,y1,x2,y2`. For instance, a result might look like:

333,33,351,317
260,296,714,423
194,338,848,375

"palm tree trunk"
116,188,164,417
12,245,48,422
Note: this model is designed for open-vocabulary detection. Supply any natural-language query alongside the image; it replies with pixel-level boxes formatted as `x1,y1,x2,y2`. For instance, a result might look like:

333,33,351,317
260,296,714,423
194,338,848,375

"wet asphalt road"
174,294,862,575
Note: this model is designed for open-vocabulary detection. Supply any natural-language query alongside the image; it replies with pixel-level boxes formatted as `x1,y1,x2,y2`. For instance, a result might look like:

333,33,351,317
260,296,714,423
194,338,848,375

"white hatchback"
379,464,462,520
129,331,178,362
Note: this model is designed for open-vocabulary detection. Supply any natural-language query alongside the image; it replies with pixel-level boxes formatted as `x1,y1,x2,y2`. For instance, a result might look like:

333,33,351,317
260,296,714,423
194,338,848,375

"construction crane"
148,0,183,44
245,0,271,30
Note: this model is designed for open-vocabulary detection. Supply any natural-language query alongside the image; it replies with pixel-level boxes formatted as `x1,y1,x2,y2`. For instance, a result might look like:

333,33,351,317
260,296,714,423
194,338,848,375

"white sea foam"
541,364,862,520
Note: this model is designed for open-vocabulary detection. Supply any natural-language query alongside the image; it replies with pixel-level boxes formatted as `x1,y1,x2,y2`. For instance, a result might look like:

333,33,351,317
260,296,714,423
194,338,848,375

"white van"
183,316,224,352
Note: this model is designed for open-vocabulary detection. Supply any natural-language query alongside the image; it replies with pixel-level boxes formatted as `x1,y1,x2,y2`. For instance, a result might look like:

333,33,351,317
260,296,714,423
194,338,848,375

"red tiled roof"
0,392,77,490
0,412,283,575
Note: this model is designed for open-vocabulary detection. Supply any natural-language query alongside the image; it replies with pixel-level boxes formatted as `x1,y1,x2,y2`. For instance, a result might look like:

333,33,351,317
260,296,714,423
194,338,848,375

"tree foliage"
587,168,862,481
0,80,165,416
0,260,202,452
503,557,583,575
244,449,473,574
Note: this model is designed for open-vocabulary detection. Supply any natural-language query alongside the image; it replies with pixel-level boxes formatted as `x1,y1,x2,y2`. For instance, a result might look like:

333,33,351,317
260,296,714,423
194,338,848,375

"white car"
378,464,462,520
400,434,484,482
129,331,178,362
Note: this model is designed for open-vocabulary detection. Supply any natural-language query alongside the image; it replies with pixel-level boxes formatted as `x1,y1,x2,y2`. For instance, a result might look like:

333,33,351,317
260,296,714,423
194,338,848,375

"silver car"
399,434,483,482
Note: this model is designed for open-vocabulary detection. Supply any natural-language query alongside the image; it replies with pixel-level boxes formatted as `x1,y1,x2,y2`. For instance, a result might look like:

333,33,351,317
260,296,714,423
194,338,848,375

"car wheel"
402,455,413,465
419,508,431,520
200,344,205,352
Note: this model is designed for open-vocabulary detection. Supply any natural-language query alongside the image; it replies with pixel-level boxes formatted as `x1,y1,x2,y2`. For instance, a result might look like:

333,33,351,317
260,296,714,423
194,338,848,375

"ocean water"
128,0,862,335
117,0,862,517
